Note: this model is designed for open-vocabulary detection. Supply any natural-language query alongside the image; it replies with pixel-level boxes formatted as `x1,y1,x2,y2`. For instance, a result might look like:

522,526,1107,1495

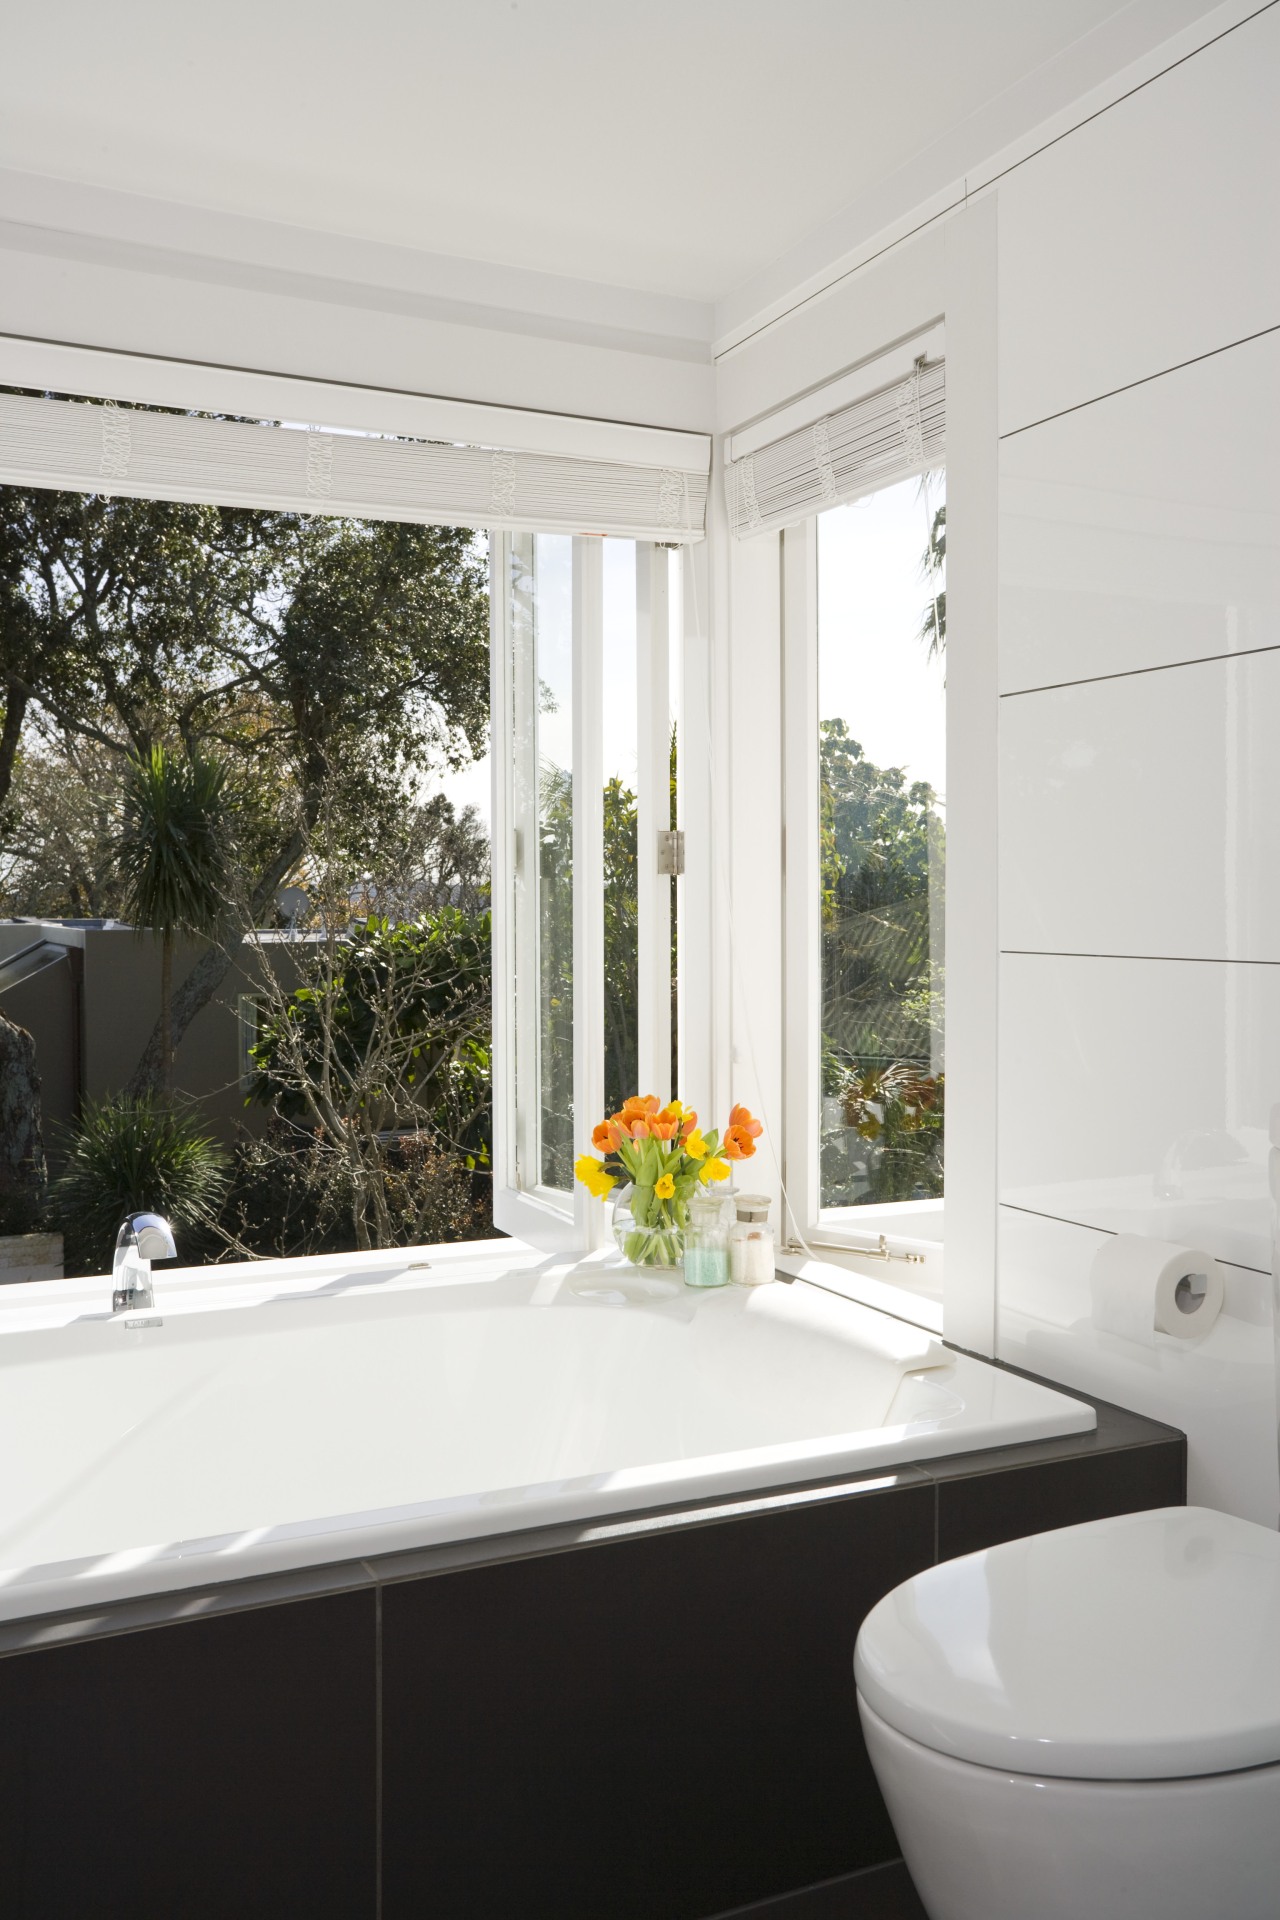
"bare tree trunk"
0,680,30,815
0,1010,46,1234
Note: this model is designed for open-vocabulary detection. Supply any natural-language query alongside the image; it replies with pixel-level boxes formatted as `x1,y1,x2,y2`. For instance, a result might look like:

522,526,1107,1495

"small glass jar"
684,1188,731,1288
729,1196,776,1286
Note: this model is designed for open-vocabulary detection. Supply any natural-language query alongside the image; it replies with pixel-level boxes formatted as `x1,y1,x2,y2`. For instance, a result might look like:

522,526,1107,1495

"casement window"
490,534,684,1250
0,361,709,1260
727,333,948,1308
782,475,946,1300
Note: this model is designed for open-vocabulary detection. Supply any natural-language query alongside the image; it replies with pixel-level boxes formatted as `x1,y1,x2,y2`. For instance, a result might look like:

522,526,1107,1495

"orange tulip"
728,1104,763,1140
723,1125,757,1160
621,1094,660,1119
591,1120,614,1152
648,1113,680,1141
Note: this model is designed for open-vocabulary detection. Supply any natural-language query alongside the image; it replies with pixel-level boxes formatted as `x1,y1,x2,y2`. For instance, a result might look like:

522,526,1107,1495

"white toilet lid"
855,1506,1280,1780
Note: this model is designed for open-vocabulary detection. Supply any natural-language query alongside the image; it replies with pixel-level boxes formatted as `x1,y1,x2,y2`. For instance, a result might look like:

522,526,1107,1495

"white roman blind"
0,390,709,542
727,355,944,538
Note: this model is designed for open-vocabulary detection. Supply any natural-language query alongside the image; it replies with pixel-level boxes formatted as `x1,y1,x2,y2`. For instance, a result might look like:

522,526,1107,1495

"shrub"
215,1121,491,1263
51,1097,230,1276
247,909,492,1169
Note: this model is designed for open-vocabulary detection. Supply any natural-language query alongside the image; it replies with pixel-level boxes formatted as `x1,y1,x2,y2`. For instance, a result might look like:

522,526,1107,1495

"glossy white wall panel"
998,1205,1278,1524
1001,649,1280,962
1000,952,1278,1273
998,7,1280,435
1000,331,1280,694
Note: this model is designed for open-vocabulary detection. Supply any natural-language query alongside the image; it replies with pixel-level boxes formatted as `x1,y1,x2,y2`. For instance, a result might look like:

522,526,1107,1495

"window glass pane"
602,539,638,1114
817,471,946,1212
532,534,575,1190
667,547,680,1097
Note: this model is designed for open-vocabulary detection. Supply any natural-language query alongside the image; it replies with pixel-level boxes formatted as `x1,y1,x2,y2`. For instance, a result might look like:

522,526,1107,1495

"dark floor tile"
0,1588,376,1920
382,1479,935,1920
710,1857,928,1917
937,1439,1186,1561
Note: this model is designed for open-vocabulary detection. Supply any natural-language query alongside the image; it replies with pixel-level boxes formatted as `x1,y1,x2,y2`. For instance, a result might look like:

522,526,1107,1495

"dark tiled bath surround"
0,1371,1183,1919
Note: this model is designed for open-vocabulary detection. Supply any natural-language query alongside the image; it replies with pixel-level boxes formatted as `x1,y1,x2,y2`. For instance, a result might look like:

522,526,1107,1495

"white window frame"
780,509,946,1307
490,533,681,1252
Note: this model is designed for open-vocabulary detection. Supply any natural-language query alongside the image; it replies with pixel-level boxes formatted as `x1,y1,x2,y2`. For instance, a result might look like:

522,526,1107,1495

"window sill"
776,1247,943,1336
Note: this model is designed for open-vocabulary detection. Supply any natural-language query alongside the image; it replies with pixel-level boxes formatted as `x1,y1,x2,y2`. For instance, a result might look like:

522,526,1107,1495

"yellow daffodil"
574,1154,615,1200
654,1171,676,1200
698,1156,730,1184
682,1129,708,1161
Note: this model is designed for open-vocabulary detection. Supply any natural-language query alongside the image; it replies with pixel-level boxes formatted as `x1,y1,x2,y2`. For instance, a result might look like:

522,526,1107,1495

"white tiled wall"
994,5,1280,1523
997,4,1280,435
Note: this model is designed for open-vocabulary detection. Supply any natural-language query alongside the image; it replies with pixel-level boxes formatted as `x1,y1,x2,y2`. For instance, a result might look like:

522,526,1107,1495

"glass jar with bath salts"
683,1188,732,1288
730,1196,776,1285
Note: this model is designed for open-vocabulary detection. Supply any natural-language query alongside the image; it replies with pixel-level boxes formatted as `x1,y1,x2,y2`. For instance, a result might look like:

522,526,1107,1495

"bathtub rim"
0,1238,1096,1628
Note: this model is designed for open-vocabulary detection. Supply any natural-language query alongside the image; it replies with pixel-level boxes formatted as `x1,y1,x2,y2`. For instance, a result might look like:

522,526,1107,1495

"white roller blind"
0,390,709,542
726,356,944,538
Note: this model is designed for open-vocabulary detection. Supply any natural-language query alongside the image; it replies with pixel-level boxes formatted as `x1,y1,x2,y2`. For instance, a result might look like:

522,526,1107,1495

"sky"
436,471,944,825
817,471,946,804
437,532,647,822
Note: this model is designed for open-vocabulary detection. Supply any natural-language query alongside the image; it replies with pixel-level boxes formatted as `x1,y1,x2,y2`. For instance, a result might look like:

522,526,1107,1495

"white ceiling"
0,0,1208,314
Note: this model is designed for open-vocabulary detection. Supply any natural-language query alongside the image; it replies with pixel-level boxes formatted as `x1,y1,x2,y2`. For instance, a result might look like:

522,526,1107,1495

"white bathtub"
0,1240,1094,1622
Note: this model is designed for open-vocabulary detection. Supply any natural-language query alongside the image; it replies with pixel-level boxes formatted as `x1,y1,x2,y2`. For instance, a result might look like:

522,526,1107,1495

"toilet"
854,1505,1280,1920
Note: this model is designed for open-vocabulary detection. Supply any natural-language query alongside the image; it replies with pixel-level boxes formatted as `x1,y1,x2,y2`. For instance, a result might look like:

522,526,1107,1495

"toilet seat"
854,1505,1280,1780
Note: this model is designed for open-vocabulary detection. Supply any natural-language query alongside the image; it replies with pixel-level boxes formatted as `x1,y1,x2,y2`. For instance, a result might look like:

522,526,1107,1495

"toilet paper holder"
1174,1272,1207,1315
1090,1234,1223,1345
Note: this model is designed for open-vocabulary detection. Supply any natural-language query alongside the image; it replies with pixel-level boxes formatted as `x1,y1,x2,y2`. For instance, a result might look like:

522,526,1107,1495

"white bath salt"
730,1197,775,1285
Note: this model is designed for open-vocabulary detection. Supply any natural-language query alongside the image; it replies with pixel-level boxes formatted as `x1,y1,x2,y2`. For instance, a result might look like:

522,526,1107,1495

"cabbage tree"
117,745,230,1100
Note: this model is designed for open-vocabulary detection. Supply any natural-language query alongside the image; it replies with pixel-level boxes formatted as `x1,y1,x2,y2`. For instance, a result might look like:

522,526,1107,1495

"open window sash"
780,517,945,1315
491,534,678,1252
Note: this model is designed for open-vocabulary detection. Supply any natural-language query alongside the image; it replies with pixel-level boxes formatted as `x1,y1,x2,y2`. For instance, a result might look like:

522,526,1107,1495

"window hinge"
656,829,685,877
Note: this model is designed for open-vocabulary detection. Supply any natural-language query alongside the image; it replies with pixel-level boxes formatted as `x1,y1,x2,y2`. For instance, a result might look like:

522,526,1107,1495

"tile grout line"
1001,949,1280,970
998,318,1280,441
1000,1200,1269,1277
372,1582,383,1912
999,639,1280,701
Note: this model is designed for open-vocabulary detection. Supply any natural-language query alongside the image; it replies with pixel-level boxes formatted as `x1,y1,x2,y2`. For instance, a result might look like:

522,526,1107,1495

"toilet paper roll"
1090,1234,1223,1345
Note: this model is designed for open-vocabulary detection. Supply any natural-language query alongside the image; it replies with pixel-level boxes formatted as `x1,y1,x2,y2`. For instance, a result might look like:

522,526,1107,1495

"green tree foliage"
117,744,231,1098
0,1010,46,1235
538,725,679,1164
919,500,946,662
248,910,493,1171
603,772,638,1115
819,718,944,1205
0,435,490,1088
535,760,575,1188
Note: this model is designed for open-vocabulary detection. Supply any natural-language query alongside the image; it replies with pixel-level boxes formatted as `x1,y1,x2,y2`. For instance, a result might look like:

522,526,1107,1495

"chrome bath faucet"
111,1212,177,1314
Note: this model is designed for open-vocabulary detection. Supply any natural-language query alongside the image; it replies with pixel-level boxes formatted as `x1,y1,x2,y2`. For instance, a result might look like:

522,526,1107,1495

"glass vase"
611,1182,685,1272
